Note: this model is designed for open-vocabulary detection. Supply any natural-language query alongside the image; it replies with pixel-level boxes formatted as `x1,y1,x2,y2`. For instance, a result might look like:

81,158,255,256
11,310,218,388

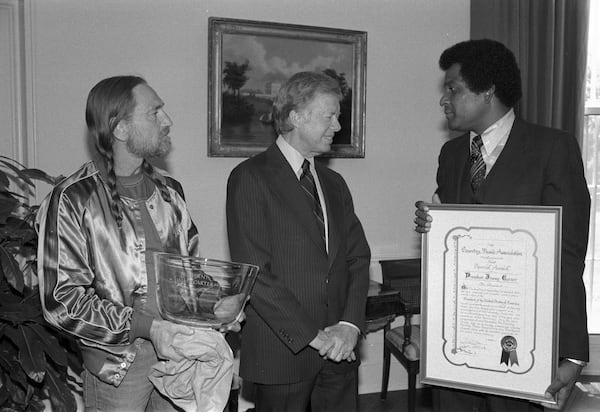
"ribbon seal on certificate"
500,335,519,366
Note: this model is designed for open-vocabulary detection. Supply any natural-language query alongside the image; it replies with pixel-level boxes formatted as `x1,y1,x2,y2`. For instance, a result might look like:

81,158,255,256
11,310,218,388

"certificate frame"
421,204,562,403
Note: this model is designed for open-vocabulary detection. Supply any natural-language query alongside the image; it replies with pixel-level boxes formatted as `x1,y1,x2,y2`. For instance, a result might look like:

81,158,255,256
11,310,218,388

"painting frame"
208,17,367,158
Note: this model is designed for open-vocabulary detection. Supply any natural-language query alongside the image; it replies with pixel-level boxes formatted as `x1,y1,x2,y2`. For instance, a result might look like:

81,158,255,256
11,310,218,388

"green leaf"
23,380,37,408
0,345,29,390
26,395,47,412
0,155,27,169
45,364,77,412
0,169,9,190
2,326,24,348
0,245,24,293
0,303,40,323
0,158,34,187
0,188,27,200
20,168,63,186
0,291,26,306
4,215,36,232
5,375,27,406
0,156,77,411
17,325,47,383
0,198,19,222
30,324,68,368
0,156,63,187
0,377,9,407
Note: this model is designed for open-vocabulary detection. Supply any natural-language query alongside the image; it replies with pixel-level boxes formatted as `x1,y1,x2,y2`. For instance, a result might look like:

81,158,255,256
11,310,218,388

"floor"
237,388,433,412
358,388,433,412
238,380,600,411
357,381,600,412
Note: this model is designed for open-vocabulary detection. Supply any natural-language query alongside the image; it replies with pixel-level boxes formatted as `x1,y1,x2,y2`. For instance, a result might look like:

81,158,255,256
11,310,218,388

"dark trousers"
253,366,358,412
433,387,544,412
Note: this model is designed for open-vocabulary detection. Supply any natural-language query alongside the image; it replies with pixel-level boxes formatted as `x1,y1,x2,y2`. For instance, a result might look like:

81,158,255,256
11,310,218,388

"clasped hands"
309,323,359,363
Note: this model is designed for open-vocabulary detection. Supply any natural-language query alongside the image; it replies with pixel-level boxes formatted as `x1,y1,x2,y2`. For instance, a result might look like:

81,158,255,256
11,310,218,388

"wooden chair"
379,258,421,412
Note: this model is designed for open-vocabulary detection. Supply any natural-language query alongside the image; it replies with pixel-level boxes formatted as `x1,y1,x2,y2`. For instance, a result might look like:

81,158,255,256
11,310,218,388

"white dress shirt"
276,136,360,335
470,108,516,176
276,136,329,252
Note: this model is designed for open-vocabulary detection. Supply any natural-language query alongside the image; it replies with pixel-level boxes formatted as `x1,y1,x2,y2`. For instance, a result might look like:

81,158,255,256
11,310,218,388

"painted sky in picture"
222,33,354,92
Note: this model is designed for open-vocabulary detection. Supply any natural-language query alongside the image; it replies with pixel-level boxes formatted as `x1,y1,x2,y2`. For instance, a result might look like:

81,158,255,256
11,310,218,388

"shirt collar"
276,136,313,178
470,109,515,153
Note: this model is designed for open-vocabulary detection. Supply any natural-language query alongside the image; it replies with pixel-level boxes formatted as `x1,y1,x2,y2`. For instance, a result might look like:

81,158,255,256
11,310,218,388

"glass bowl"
154,253,259,328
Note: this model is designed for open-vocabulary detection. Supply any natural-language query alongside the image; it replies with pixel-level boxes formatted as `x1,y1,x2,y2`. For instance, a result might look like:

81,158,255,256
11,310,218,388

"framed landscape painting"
208,17,367,157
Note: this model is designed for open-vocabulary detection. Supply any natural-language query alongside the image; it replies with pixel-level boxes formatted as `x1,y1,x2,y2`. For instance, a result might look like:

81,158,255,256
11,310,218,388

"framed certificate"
421,204,561,403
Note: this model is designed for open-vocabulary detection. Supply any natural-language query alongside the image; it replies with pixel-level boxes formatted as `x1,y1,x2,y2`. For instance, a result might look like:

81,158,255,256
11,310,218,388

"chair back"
379,259,421,315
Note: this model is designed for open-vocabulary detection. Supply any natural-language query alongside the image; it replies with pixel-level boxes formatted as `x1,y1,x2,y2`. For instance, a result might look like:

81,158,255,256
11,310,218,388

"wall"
21,0,469,396
0,0,25,163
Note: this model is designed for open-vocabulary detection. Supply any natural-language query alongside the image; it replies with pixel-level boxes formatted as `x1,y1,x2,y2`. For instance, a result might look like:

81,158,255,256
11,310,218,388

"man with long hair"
37,76,233,410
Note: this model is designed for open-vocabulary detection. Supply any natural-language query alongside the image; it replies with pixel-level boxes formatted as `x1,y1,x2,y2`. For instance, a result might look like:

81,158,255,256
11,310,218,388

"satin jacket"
37,161,199,386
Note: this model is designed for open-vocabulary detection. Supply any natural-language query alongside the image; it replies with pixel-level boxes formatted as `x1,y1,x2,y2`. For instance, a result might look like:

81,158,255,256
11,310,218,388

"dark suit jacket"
436,117,590,361
226,144,371,384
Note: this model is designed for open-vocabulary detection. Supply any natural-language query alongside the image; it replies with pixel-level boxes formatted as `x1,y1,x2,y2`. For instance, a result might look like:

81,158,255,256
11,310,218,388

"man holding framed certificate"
415,39,590,411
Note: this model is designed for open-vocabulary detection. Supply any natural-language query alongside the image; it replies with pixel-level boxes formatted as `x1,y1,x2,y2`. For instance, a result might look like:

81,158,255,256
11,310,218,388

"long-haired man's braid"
85,75,147,228
141,160,182,222
104,148,124,228
141,160,171,203
93,129,124,227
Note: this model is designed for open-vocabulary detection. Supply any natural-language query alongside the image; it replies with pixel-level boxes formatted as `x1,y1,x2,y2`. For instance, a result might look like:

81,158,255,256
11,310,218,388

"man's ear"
113,120,129,142
484,85,496,103
289,109,305,128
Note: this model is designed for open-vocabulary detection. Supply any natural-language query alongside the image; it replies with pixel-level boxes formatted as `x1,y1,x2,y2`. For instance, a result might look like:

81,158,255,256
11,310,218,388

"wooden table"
365,280,403,332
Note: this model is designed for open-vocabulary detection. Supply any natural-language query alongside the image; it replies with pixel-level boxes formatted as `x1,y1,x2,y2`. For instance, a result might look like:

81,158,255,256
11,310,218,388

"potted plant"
0,155,81,411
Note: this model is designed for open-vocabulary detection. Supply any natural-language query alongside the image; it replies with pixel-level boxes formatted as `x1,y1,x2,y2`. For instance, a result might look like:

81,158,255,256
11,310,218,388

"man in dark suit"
415,39,590,411
226,71,371,412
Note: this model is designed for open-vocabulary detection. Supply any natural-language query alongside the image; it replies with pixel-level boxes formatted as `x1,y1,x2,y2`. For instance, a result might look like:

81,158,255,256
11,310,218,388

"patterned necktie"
300,159,326,242
470,135,486,191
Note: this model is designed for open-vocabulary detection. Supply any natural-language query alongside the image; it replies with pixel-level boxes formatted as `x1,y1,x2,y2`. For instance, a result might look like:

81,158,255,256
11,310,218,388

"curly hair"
273,71,342,135
439,39,522,108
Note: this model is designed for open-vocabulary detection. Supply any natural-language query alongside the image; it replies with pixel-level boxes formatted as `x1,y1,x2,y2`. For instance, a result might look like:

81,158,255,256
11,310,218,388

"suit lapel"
479,119,529,195
487,119,527,177
454,134,471,201
263,145,328,253
316,163,340,267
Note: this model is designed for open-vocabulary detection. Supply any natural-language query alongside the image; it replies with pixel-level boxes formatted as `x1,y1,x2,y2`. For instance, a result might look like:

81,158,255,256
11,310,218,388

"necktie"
470,135,486,191
300,159,326,243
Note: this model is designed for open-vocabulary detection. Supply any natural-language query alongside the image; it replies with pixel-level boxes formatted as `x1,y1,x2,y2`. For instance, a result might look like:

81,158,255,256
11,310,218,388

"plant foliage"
0,156,81,411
